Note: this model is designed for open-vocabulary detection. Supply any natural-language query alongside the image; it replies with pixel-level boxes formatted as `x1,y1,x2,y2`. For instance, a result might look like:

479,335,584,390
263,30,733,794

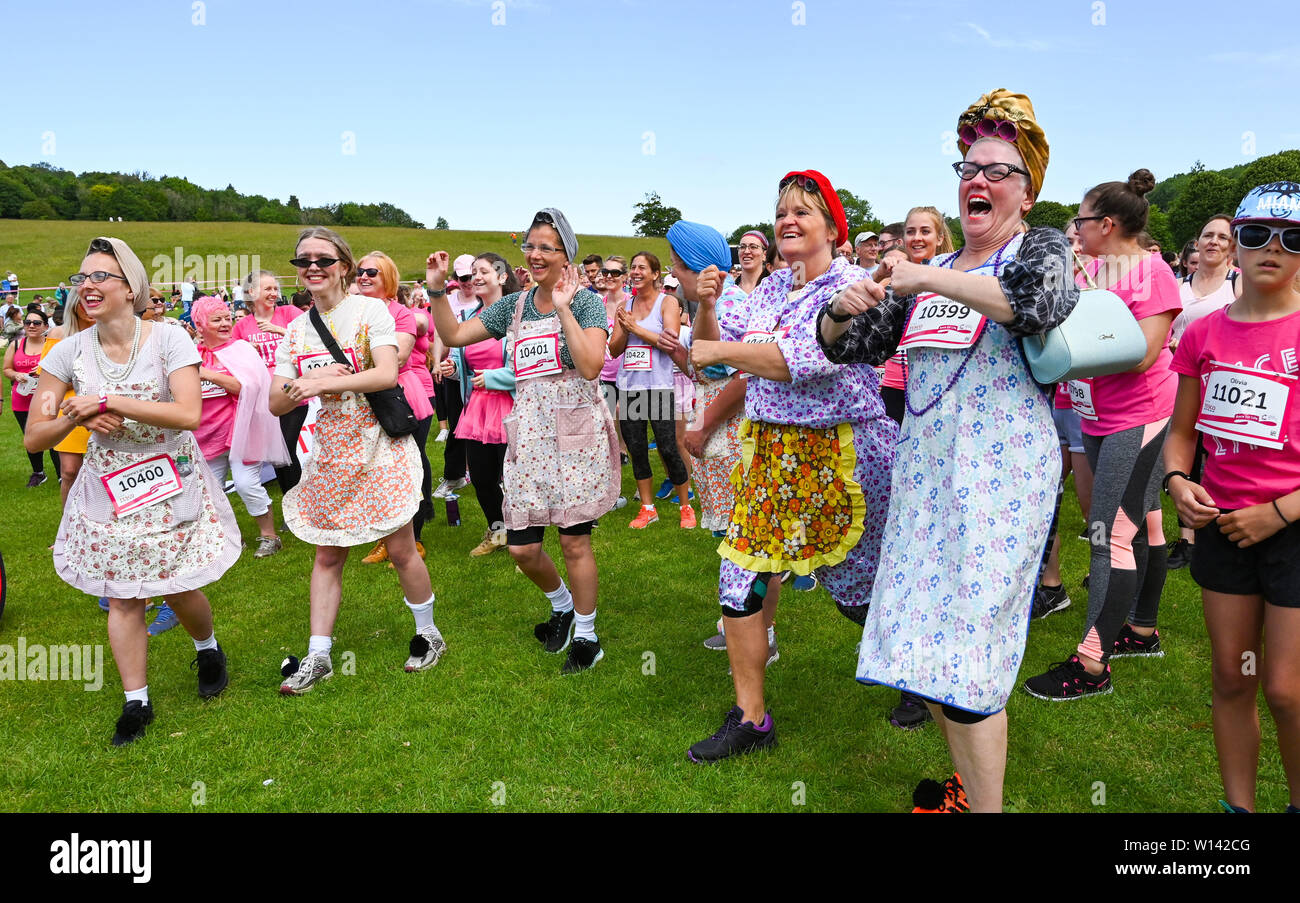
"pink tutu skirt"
456,389,513,444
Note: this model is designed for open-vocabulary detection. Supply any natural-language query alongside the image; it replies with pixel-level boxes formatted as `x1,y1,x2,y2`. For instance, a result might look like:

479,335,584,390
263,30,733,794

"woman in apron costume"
425,209,620,674
25,237,241,746
819,91,1078,811
685,172,898,763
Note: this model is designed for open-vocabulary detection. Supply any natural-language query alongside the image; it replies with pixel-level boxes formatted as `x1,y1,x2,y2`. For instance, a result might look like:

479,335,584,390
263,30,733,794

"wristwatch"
822,294,853,323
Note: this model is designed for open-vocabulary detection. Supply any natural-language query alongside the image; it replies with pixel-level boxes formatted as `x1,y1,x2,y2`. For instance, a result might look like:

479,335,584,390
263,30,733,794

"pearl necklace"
92,318,143,382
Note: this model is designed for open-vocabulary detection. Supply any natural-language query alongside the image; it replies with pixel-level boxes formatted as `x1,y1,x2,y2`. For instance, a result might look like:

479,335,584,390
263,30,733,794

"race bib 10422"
623,344,653,371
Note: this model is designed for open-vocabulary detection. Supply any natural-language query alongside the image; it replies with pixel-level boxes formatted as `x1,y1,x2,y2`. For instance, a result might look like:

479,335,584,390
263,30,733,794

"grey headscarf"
528,208,578,261
85,236,150,314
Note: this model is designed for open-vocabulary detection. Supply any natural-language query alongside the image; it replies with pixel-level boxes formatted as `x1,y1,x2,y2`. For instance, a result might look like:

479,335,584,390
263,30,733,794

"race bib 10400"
101,454,183,517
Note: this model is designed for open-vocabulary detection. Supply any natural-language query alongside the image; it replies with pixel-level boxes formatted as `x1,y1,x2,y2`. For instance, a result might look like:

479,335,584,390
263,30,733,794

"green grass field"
0,220,673,298
0,403,1287,814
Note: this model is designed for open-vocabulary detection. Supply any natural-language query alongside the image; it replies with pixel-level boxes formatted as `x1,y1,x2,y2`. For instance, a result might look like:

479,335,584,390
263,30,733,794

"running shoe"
1219,800,1251,813
912,773,969,813
1111,624,1163,658
686,706,777,764
435,428,449,442
677,489,695,503
889,691,933,729
655,478,673,500
254,536,283,559
404,626,447,671
1023,655,1112,701
613,496,628,510
193,645,229,698
703,631,727,651
534,608,575,654
1077,526,1090,541
680,506,697,529
433,476,469,499
279,651,333,695
111,700,155,747
1166,538,1193,570
792,574,817,592
361,540,389,564
1031,583,1071,619
629,505,658,529
147,603,179,637
470,529,507,557
98,596,110,612
562,637,604,674
26,472,47,488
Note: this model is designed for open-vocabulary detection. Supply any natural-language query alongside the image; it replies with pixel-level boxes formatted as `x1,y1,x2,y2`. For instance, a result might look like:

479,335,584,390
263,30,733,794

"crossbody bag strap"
308,305,351,369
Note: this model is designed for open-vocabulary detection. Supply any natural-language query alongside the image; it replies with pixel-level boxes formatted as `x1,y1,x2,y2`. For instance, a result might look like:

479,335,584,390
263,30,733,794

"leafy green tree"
435,217,449,230
0,176,35,217
1169,170,1238,246
19,198,57,219
729,223,773,244
1145,206,1175,254
1233,150,1300,206
1024,200,1074,231
835,188,877,235
631,191,682,237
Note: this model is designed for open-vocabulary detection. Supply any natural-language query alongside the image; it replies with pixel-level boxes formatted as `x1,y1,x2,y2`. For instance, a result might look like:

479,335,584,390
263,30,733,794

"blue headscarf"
666,220,731,273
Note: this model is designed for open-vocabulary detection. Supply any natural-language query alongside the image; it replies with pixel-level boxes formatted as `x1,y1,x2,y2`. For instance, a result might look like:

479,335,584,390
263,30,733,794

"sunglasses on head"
779,174,820,194
1235,223,1300,254
356,267,381,278
959,116,1019,146
600,268,625,277
289,256,340,269
68,271,128,286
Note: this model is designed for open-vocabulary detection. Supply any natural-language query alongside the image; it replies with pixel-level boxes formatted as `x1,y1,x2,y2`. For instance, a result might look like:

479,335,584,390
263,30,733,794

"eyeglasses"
520,243,565,255
289,256,341,270
68,271,128,286
779,173,820,194
600,268,625,277
737,243,765,253
356,267,381,278
1072,216,1106,231
958,117,1019,146
1235,223,1300,254
952,161,1031,182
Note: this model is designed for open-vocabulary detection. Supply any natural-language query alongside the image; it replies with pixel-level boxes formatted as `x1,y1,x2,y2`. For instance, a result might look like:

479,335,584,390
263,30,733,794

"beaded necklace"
91,317,143,383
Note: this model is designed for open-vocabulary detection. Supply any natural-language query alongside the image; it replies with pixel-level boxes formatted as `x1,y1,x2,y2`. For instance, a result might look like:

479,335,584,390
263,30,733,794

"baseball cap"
1232,181,1300,226
663,275,680,289
855,231,878,245
453,254,476,278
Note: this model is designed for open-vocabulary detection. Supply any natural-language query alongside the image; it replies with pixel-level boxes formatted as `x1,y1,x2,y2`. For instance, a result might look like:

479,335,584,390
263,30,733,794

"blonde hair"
905,206,955,257
776,182,837,244
359,251,401,298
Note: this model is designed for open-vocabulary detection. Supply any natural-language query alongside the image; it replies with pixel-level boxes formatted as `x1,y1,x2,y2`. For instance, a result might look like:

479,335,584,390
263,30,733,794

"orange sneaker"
630,505,658,529
680,506,697,529
911,772,969,812
361,540,389,564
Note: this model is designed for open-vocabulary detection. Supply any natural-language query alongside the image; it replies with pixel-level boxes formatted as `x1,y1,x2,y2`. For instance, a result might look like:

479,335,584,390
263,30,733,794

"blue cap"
1232,181,1300,226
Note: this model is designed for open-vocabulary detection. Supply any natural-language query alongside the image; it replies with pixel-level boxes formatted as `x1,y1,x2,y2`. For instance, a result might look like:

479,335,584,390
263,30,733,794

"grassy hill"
0,220,673,296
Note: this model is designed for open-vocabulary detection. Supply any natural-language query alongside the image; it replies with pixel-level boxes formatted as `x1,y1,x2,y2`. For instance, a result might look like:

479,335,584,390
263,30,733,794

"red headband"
780,169,849,248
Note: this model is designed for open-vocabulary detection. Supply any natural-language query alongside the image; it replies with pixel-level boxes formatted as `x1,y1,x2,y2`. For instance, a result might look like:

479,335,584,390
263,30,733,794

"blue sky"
3,0,1294,235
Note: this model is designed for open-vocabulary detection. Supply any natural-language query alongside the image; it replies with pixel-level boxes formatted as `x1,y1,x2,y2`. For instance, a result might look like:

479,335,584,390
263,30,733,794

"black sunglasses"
24,319,44,326
601,268,625,278
779,174,820,194
289,256,341,269
1236,223,1300,254
356,267,381,278
68,271,128,286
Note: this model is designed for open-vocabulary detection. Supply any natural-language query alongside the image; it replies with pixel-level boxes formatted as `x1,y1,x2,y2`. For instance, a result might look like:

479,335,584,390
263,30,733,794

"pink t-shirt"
232,305,304,369
387,300,433,418
195,350,237,459
1170,306,1300,510
881,352,906,390
1053,382,1072,410
1081,252,1181,436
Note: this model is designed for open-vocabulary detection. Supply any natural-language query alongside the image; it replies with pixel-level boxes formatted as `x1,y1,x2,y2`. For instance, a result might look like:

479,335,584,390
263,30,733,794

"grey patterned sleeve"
816,287,912,366
997,227,1080,337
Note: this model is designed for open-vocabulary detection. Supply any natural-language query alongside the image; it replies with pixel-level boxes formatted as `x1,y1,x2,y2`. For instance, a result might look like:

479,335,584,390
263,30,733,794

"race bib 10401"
514,333,563,380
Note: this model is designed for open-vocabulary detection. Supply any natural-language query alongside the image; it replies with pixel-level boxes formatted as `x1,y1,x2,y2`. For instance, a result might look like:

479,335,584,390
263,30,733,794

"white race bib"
15,373,37,397
294,347,361,377
1196,360,1295,450
514,333,563,380
101,455,184,517
200,379,227,399
1068,378,1098,421
741,326,791,345
623,344,653,371
898,292,986,351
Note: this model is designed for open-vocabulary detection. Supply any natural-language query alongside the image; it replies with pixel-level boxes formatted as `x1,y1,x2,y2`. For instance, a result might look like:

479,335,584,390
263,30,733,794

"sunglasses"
356,267,381,278
779,174,820,194
1235,223,1300,254
289,256,341,269
25,319,44,326
958,117,1019,146
68,271,128,286
952,161,1030,182
600,268,625,277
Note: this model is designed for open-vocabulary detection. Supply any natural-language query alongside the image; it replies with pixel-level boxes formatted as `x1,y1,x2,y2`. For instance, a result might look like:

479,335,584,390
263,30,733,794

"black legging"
620,388,688,486
411,413,435,542
465,439,507,530
13,410,59,475
274,403,310,494
439,380,467,481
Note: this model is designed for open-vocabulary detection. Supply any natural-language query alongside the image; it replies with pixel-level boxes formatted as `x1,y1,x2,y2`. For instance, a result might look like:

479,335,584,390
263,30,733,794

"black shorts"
1191,515,1300,607
506,521,595,547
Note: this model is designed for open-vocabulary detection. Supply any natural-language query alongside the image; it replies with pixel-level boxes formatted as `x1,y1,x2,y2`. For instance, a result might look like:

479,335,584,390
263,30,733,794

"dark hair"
1161,250,1178,268
881,221,905,238
1198,213,1235,239
764,244,782,269
1180,240,1197,264
475,252,522,295
26,304,49,326
396,284,411,306
631,251,662,276
1083,168,1156,238
582,254,603,268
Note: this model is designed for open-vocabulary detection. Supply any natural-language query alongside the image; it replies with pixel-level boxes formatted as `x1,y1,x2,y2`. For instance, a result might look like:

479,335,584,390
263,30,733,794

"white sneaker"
405,626,447,671
435,428,449,442
433,476,470,499
279,651,333,695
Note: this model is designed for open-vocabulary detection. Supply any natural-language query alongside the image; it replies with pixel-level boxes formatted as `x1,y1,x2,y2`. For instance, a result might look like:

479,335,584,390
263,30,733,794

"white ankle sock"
545,582,574,614
308,635,333,656
193,632,218,652
767,626,776,644
125,686,149,705
573,608,597,642
406,594,436,631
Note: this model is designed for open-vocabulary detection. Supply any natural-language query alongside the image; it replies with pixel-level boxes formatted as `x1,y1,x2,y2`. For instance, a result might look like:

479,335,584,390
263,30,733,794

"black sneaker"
1111,624,1163,658
561,637,604,674
534,609,575,654
111,700,155,746
687,705,777,763
1023,655,1112,701
889,690,933,729
1167,539,1193,570
193,645,229,699
1031,583,1071,619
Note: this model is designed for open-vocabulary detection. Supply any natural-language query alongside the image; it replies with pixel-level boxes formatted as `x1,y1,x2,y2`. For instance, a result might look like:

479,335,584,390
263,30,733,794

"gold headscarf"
957,89,1049,200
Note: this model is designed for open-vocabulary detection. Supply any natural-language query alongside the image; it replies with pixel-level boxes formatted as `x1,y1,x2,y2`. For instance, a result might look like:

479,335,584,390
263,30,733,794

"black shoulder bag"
308,305,417,438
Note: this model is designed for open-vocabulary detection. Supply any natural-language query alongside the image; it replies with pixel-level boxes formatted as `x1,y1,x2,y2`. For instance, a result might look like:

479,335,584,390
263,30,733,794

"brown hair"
295,226,357,286
1083,169,1156,239
632,251,662,276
